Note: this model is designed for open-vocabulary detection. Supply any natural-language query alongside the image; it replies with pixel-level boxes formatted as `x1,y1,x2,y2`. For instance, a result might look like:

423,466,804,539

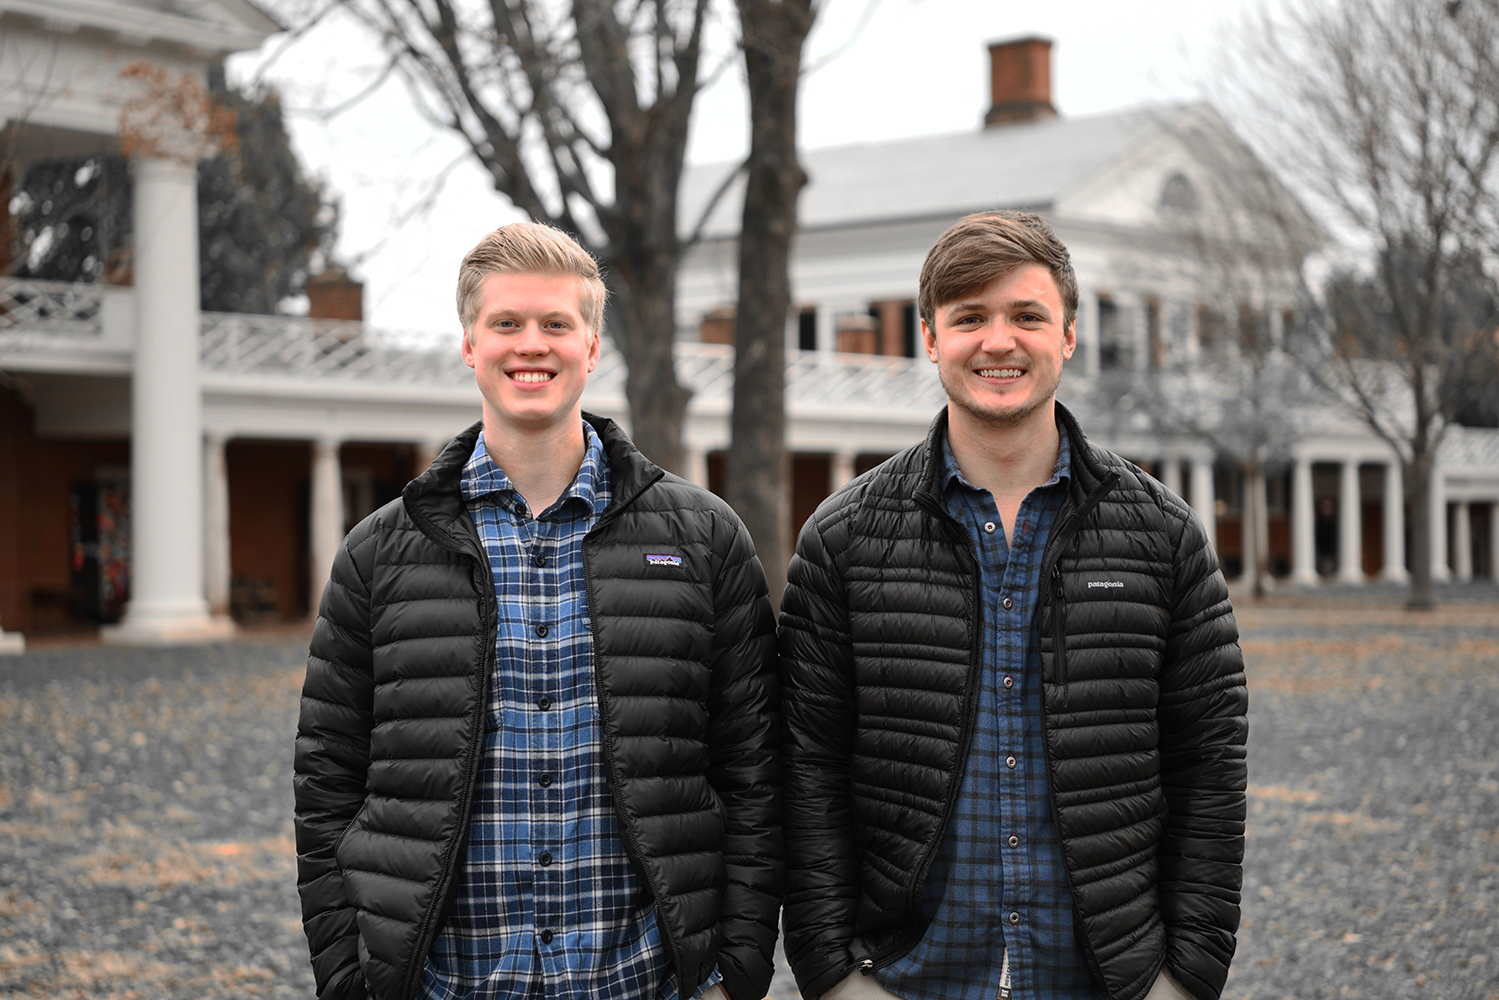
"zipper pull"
1053,566,1064,598
859,960,874,975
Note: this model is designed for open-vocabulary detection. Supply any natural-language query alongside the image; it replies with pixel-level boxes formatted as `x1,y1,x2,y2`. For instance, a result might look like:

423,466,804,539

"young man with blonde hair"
780,211,1247,1000
295,222,782,1000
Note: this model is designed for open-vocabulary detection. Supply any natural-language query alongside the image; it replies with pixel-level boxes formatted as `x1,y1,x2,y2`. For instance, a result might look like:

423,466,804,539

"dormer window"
1159,172,1199,213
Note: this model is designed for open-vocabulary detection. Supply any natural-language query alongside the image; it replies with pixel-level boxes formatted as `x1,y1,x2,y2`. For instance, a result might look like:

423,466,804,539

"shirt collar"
460,421,610,517
941,419,1072,495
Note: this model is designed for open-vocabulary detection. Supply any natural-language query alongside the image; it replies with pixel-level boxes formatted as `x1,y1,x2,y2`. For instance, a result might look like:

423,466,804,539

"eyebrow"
943,298,1052,314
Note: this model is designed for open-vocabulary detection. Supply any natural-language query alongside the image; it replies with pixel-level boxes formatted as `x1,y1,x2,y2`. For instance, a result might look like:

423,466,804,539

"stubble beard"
938,362,1062,430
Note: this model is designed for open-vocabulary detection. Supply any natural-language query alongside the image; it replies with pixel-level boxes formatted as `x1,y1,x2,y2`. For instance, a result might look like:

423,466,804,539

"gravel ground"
2,586,1497,999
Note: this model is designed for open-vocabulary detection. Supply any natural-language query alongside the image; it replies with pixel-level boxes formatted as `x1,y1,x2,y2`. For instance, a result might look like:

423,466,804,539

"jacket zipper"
1034,470,1117,996
905,492,986,935
396,529,497,1000
578,474,691,986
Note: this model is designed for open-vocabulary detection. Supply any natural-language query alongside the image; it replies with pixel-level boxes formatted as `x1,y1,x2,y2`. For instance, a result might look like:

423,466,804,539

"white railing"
0,277,104,336
2,277,943,413
199,312,473,386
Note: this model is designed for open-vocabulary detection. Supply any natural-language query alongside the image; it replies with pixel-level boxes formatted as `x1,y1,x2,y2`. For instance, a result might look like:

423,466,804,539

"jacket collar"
914,400,1113,510
402,412,664,541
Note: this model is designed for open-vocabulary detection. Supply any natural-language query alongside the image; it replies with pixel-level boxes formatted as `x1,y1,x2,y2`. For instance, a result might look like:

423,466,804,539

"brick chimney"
306,266,364,322
985,36,1056,127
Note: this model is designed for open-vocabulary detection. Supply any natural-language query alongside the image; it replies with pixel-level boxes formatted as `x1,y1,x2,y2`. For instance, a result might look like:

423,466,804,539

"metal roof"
680,104,1186,240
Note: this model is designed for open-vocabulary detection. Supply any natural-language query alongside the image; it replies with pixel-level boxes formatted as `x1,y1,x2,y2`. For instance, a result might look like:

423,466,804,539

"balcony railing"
1,277,944,414
199,312,473,386
0,278,104,337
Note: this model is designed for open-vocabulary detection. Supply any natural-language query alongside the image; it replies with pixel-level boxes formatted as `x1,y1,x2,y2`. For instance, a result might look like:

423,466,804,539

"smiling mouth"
977,368,1025,379
509,371,554,383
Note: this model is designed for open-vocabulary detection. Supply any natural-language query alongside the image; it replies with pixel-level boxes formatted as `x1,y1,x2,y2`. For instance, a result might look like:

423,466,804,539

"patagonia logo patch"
645,553,683,568
1087,580,1125,589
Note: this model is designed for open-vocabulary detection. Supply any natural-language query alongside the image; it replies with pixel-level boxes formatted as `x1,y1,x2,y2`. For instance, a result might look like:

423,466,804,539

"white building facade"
3,28,1498,648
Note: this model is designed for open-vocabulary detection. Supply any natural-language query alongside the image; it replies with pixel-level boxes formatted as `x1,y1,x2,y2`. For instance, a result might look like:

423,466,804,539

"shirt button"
1003,675,1014,689
1009,911,1021,926
536,696,552,711
535,624,549,637
1008,834,1020,847
1002,596,1013,610
538,852,553,867
533,553,546,567
539,928,554,944
1006,755,1017,769
983,521,996,534
538,773,553,787
515,504,528,519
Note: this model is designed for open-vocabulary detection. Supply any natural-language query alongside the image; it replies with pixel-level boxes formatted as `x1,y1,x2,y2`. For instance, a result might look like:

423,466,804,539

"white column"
1161,455,1183,496
1454,502,1473,581
831,451,857,492
1080,290,1101,379
816,304,836,354
1291,456,1317,585
1337,459,1364,584
685,447,710,489
0,619,22,654
1431,466,1450,581
1189,457,1217,553
202,432,234,620
104,157,231,644
1382,460,1408,582
310,437,345,607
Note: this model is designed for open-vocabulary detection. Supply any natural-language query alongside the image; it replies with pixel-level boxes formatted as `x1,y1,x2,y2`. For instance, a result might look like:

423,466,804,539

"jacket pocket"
332,801,370,872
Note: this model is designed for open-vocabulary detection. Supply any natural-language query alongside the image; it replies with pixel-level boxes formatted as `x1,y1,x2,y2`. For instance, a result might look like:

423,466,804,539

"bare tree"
1222,0,1499,608
1128,107,1323,599
339,0,727,472
724,0,818,602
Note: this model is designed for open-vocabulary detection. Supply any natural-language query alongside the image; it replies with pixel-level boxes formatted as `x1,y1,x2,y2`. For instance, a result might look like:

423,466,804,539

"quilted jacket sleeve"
706,511,784,1000
777,511,861,1000
294,524,379,1000
1157,505,1249,1000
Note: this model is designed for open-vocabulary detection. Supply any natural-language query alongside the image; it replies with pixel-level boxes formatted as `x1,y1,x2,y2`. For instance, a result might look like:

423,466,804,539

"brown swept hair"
457,222,607,340
918,211,1078,332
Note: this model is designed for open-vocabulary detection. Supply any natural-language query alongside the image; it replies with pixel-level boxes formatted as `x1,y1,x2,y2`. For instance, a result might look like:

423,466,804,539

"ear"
921,317,939,363
1062,318,1076,361
585,326,601,374
461,326,476,368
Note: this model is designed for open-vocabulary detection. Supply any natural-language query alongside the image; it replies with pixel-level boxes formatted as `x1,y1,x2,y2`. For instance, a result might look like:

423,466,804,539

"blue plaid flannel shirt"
422,423,713,1000
878,424,1099,1000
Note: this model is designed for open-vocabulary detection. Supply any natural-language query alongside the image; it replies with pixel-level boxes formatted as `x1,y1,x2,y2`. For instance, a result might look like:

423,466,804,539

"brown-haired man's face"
921,262,1076,431
461,272,600,436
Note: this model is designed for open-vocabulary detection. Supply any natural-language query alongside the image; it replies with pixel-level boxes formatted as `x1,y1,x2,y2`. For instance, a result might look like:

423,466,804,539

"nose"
514,319,549,353
979,316,1019,354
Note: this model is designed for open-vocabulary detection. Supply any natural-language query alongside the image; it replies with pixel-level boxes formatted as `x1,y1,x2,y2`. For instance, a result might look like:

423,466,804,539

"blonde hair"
919,211,1078,332
457,222,607,338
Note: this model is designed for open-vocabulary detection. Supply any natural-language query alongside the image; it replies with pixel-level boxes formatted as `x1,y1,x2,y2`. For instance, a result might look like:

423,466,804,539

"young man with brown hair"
294,222,782,1000
779,211,1247,1000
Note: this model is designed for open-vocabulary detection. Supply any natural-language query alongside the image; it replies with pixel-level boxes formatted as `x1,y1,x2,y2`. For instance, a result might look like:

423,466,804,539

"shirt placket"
525,507,568,994
995,503,1039,995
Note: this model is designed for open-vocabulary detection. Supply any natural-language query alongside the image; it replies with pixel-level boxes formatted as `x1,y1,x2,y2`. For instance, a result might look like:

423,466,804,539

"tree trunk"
726,0,815,606
608,256,692,477
1244,458,1270,600
1407,449,1435,609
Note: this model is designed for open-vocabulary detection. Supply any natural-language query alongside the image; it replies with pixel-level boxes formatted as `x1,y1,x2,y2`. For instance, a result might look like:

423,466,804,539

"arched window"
1159,172,1199,213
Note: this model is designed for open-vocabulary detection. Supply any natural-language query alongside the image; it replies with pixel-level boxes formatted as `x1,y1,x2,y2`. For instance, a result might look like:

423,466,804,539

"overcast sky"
231,0,1267,337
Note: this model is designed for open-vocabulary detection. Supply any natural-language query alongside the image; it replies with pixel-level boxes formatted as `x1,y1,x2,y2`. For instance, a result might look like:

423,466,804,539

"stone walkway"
2,591,1497,998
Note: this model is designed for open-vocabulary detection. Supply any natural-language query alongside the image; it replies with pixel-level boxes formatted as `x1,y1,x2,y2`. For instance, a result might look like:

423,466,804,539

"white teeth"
979,369,1024,378
512,372,553,383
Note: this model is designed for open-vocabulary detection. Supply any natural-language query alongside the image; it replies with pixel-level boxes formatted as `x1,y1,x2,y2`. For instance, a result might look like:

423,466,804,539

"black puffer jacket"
779,405,1247,1000
295,415,782,1000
